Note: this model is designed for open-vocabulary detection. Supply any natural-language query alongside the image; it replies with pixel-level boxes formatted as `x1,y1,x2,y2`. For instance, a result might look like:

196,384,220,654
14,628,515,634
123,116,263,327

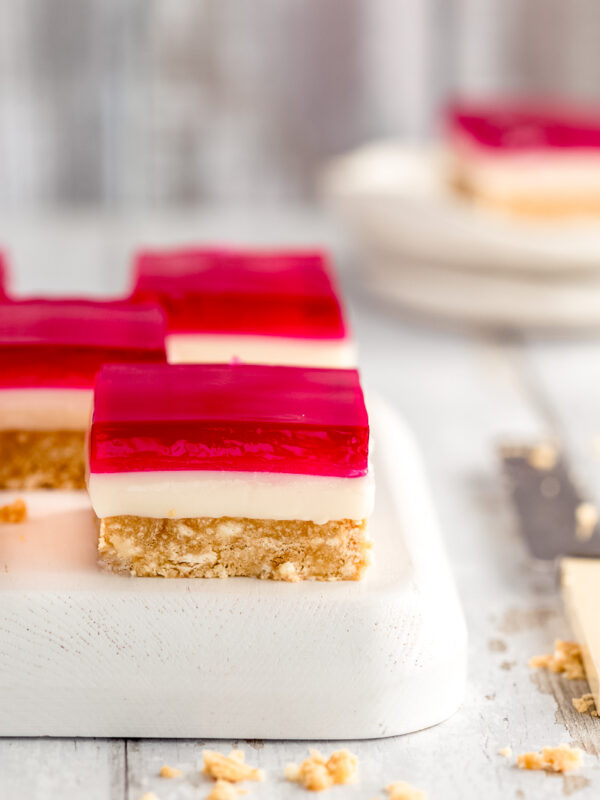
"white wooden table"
1,209,600,798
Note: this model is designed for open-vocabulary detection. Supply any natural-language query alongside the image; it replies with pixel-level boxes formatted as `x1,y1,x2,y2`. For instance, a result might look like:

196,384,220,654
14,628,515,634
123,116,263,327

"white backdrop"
0,0,598,209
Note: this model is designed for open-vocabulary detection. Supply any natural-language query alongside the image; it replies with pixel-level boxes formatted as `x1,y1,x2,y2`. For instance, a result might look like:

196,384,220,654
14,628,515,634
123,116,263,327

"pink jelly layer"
129,247,348,339
90,363,369,477
448,102,600,152
0,301,167,388
0,254,7,300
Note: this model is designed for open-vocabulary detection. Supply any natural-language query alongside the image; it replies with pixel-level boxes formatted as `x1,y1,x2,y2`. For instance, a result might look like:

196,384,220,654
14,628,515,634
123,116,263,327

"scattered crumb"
517,744,583,773
159,764,181,778
386,780,427,799
0,498,27,523
527,442,558,471
499,746,513,758
572,693,598,716
275,561,301,582
202,750,264,783
206,780,247,800
529,640,586,680
139,794,160,800
285,749,358,791
575,502,598,541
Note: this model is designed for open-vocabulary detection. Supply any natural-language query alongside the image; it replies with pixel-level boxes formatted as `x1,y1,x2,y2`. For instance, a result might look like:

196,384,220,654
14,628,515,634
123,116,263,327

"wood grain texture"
1,1,600,209
1,211,600,796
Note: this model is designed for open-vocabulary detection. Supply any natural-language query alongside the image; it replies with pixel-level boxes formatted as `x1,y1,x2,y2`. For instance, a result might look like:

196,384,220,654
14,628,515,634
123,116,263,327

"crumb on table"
498,746,512,758
139,793,160,800
572,693,598,716
159,764,181,779
0,497,27,523
575,501,599,541
516,744,583,773
206,779,247,800
202,750,264,783
285,749,358,791
529,640,586,680
527,442,558,471
386,780,427,799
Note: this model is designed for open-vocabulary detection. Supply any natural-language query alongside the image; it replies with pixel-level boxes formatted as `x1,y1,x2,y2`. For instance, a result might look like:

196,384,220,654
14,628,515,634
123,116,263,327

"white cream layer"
167,333,357,368
450,135,600,199
88,469,374,523
0,388,92,431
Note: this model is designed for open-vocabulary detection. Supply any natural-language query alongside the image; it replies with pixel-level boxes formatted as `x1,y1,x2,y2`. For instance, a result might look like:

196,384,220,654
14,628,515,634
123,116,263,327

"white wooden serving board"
0,399,466,740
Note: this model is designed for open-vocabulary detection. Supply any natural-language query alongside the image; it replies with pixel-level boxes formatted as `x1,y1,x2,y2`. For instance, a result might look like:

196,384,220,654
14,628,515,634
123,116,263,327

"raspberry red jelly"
129,247,349,339
90,363,369,477
0,301,167,389
448,102,600,151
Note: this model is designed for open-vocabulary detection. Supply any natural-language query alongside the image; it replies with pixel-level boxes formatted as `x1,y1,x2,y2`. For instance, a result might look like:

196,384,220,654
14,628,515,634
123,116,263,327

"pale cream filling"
88,469,374,524
0,388,92,431
450,135,600,198
166,333,357,368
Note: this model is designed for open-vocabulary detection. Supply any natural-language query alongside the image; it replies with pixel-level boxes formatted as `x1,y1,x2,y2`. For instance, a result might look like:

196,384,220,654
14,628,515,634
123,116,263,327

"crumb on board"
498,746,512,758
202,750,264,783
575,501,598,541
0,498,27,523
385,780,427,799
529,640,586,680
516,744,583,773
159,764,181,778
285,749,358,791
206,779,247,800
139,793,160,800
572,693,598,716
527,442,558,471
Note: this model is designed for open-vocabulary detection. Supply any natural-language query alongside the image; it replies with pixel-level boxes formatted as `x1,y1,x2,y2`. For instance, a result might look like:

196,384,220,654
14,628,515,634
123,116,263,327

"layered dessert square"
447,102,600,216
129,247,356,367
0,301,167,489
88,363,374,580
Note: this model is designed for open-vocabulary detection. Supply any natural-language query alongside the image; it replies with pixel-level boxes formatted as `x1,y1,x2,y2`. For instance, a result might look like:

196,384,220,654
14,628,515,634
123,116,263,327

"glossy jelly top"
0,300,167,389
129,247,349,339
90,363,369,477
448,102,600,151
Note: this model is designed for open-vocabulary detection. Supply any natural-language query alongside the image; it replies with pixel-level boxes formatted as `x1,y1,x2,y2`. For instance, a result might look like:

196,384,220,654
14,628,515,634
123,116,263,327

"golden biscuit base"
0,430,86,490
98,514,371,581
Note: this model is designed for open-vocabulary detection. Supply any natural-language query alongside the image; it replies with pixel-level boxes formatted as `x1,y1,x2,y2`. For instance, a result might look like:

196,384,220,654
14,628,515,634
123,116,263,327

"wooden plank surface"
1,210,600,798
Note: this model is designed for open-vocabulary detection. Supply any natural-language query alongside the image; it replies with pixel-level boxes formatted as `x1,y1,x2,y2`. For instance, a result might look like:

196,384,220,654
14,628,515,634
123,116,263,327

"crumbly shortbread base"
98,515,371,580
0,430,86,489
167,333,357,368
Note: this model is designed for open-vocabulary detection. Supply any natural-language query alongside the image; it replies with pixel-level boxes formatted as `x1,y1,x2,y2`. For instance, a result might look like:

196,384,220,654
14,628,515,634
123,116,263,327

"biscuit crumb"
285,749,358,791
498,746,512,758
575,502,598,541
159,764,181,778
527,442,558,471
385,780,427,799
139,793,160,800
572,693,598,716
276,561,300,582
529,640,586,680
0,498,27,523
202,750,264,783
517,744,583,773
206,780,247,800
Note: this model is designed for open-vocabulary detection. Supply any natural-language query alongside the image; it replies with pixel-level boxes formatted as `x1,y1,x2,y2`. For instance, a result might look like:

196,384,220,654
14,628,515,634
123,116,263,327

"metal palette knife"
500,443,600,708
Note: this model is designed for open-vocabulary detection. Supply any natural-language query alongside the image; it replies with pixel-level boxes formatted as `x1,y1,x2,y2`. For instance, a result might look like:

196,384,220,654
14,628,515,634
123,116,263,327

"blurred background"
1,0,600,212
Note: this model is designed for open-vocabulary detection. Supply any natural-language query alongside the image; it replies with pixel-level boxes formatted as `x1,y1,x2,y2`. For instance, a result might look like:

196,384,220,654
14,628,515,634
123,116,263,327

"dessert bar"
88,362,374,580
0,300,166,489
447,102,600,216
129,247,356,366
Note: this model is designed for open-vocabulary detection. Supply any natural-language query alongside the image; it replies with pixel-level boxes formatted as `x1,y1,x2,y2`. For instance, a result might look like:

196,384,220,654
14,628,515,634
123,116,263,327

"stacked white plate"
322,142,600,330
